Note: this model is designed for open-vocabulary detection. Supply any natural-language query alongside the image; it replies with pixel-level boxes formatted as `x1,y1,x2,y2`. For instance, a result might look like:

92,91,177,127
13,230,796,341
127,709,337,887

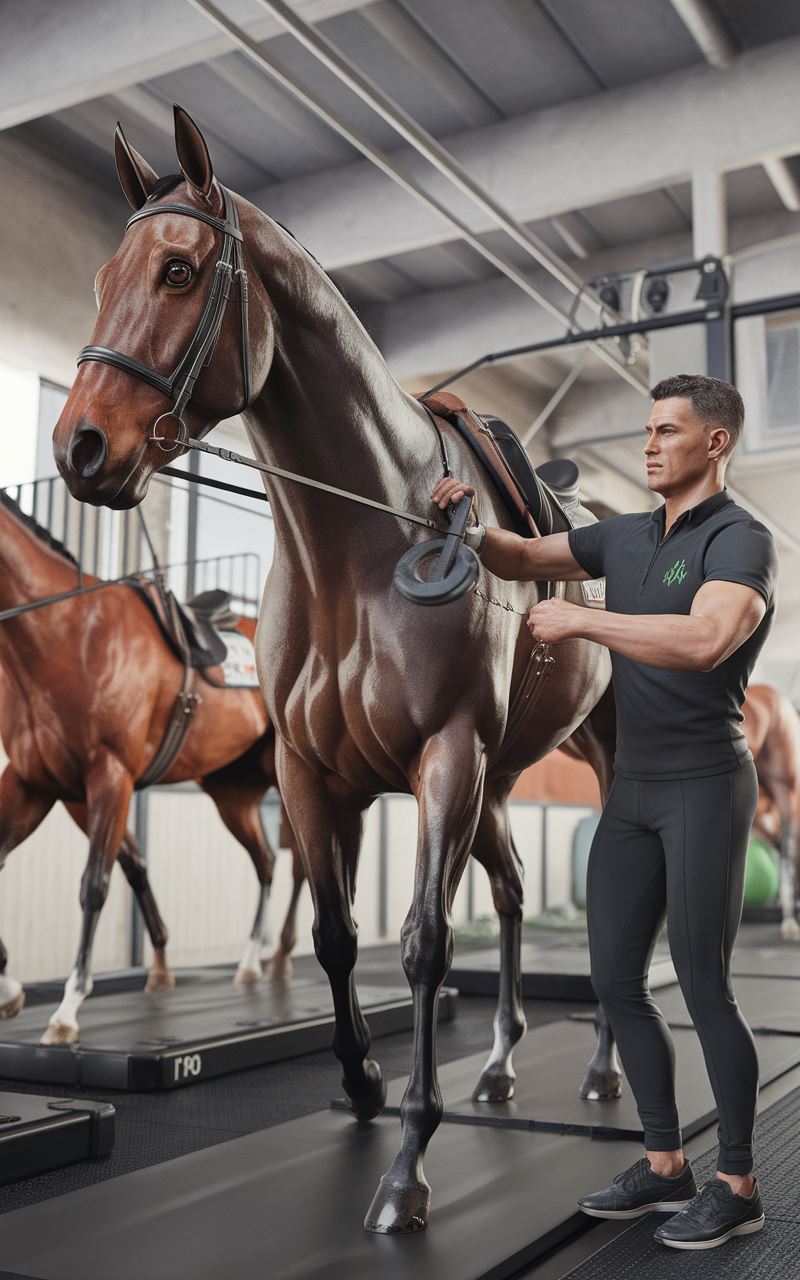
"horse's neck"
244,241,440,548
0,510,75,656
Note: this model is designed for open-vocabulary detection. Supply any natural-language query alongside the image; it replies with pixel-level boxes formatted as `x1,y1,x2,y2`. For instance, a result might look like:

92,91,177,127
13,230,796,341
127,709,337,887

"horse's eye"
164,260,193,288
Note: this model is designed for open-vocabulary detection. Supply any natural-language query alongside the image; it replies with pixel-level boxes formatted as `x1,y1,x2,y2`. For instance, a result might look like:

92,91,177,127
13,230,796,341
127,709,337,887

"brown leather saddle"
129,581,240,670
420,390,583,539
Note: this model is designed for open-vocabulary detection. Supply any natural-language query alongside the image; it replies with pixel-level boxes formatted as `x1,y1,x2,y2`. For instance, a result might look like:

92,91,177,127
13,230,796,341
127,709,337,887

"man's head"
645,373,744,495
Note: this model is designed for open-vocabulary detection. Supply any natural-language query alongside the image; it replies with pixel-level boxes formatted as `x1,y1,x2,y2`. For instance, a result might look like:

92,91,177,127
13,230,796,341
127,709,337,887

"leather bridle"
77,186,250,451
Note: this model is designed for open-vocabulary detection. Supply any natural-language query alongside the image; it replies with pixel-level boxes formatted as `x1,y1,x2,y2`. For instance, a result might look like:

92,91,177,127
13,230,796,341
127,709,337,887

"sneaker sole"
578,1197,695,1220
656,1214,765,1249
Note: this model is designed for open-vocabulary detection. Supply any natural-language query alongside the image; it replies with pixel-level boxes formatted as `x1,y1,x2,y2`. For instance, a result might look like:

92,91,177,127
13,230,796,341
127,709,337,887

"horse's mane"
0,489,79,568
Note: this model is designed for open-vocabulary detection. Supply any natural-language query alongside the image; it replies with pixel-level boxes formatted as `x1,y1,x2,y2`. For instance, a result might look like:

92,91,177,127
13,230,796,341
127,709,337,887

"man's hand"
527,597,585,643
430,476,477,522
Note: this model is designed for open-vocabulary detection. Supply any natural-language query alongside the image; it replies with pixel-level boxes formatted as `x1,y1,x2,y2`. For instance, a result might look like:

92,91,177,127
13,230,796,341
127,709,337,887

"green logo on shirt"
663,558,687,586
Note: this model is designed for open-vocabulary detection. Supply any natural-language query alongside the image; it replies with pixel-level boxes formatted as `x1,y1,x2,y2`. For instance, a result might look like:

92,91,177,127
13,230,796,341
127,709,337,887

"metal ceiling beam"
187,0,648,394
0,0,372,131
248,38,800,272
251,0,609,315
762,156,800,213
668,0,737,68
363,210,800,383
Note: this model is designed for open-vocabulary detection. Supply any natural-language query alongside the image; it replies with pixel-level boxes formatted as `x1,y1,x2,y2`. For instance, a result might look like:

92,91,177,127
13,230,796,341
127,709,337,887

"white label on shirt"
581,577,606,606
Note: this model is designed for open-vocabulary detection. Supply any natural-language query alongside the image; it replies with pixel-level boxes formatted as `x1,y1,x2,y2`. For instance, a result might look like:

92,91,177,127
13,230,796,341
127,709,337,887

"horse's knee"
312,913,357,976
80,868,111,914
489,873,523,918
401,910,452,987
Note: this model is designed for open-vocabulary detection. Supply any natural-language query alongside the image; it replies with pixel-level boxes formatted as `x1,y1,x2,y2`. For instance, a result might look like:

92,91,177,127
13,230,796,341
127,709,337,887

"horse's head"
54,107,273,508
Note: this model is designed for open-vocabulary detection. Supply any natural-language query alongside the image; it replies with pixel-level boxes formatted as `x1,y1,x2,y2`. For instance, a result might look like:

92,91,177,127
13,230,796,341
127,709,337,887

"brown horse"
741,683,800,939
0,492,305,1044
53,109,618,1233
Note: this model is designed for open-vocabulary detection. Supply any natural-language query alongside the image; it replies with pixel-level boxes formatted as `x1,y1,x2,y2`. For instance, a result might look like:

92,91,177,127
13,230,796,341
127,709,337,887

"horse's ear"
114,124,159,210
173,105,214,199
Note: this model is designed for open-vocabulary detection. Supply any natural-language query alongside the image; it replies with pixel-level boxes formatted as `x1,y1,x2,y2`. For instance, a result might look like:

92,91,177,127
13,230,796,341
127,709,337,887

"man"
430,373,778,1250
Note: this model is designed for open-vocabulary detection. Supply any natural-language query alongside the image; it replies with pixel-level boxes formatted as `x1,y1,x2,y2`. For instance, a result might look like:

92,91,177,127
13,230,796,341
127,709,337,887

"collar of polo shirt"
650,487,730,526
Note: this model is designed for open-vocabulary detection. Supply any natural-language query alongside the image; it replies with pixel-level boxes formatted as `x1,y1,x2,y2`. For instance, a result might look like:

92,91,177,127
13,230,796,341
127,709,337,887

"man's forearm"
478,526,534,580
573,608,717,671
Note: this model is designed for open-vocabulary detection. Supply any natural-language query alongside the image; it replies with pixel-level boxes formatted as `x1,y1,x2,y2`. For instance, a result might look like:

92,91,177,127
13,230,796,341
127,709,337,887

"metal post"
378,795,388,939
185,451,201,599
540,805,548,915
130,790,149,968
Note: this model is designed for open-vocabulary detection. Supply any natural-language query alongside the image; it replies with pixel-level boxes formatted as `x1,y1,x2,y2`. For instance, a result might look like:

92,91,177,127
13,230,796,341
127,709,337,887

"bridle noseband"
77,186,251,451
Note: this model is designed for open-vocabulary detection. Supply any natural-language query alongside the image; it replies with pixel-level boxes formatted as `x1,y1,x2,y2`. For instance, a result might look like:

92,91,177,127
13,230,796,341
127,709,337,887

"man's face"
643,396,727,493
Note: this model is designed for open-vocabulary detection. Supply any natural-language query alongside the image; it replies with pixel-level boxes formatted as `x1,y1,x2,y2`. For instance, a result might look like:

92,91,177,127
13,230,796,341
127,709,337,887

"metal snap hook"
150,412,188,453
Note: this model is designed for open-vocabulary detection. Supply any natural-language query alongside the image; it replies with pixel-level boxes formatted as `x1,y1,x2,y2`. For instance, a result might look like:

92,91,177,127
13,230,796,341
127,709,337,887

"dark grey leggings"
586,761,760,1175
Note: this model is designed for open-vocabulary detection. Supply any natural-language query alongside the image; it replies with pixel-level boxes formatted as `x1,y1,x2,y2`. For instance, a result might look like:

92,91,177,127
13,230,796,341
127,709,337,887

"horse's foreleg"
203,783,276,984
0,766,55,1018
41,758,133,1045
267,835,306,981
65,805,175,992
366,730,486,1234
470,794,527,1103
580,999,623,1100
276,742,381,1114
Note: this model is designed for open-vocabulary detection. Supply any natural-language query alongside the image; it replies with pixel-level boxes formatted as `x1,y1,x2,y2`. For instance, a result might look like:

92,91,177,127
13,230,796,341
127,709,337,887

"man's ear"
114,124,159,210
173,104,214,199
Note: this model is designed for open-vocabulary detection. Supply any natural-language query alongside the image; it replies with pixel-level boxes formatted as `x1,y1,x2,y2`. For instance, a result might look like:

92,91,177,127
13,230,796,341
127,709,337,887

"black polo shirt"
566,488,778,780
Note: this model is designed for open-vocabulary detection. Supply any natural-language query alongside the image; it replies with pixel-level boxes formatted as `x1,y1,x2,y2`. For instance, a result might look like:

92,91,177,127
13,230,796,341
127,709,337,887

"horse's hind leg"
277,742,382,1113
42,757,133,1046
0,766,55,1017
65,805,175,992
202,779,277,985
267,829,306,981
470,789,527,1103
366,729,486,1234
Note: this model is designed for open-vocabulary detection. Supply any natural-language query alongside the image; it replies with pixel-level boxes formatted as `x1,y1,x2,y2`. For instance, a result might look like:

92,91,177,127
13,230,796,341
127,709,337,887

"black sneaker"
577,1156,697,1219
653,1174,765,1249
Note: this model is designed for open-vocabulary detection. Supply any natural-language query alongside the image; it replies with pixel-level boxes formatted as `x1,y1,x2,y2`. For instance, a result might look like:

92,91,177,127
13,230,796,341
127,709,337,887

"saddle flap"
187,587,240,632
421,392,546,536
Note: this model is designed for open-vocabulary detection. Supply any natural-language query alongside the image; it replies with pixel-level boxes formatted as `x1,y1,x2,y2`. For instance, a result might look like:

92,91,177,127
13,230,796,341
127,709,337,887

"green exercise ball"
744,837,780,905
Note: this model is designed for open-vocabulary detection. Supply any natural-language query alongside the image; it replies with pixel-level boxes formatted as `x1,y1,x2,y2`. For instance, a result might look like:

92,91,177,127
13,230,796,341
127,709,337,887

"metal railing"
1,473,265,616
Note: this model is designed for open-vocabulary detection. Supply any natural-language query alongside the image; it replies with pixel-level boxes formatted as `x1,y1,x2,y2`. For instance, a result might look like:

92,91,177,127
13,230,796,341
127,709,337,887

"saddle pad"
215,629,259,687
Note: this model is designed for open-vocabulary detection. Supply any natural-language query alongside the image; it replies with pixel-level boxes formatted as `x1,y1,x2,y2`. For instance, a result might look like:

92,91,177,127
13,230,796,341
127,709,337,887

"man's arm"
430,476,593,582
560,579,766,670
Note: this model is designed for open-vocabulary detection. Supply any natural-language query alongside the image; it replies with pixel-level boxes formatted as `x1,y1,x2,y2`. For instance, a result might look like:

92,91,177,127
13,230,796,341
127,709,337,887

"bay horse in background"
54,109,619,1233
742,683,800,939
0,491,305,1045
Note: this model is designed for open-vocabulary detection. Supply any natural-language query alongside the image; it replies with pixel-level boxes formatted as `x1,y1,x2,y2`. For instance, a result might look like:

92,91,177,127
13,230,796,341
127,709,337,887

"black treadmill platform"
449,941,676,1000
338,1018,800,1141
0,977,457,1091
731,944,800,980
0,1092,114,1186
634,973,800,1036
0,1106,644,1280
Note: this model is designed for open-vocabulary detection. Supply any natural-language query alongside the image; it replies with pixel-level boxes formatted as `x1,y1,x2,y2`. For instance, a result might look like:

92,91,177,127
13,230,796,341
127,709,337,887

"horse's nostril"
70,426,108,479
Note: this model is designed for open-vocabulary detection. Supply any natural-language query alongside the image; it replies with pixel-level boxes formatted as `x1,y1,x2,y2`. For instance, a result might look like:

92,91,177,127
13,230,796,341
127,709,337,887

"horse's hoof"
234,966,262,987
473,1070,515,1103
347,1059,387,1123
580,1068,622,1101
40,1020,78,1046
266,950,293,981
364,1174,430,1234
0,988,25,1020
780,917,800,942
145,967,176,993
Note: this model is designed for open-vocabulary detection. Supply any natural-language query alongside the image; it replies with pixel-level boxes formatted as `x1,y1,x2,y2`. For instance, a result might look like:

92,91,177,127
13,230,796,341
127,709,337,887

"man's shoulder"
708,501,775,543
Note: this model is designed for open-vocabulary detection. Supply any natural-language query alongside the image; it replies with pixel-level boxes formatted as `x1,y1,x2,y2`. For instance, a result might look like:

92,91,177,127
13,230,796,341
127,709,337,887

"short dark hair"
650,373,744,460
